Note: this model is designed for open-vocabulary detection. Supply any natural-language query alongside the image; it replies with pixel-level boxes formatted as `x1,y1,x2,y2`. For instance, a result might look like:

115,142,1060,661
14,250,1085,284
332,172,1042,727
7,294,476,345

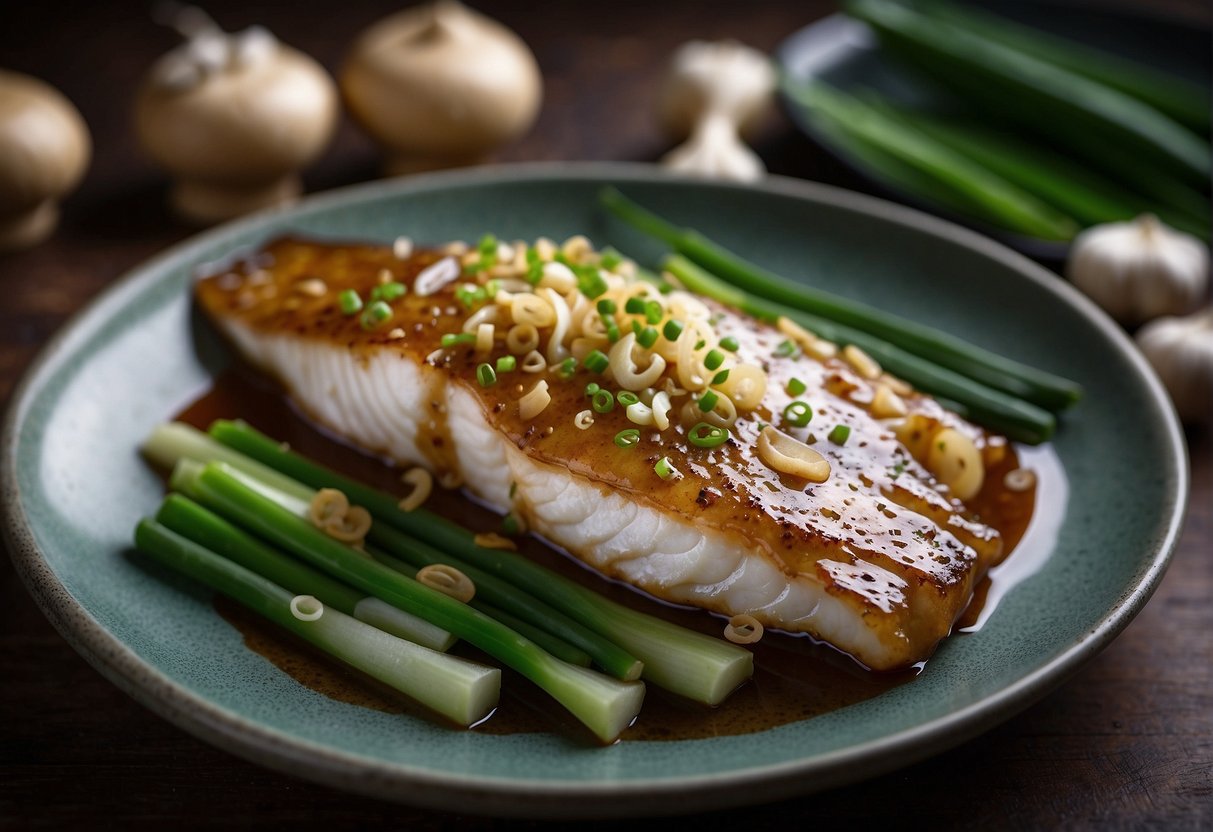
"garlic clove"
1067,214,1210,327
1136,306,1213,425
0,71,91,252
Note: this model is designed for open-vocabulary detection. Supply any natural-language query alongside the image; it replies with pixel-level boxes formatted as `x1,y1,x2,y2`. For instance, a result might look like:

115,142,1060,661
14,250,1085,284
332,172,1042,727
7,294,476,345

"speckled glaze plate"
2,164,1187,817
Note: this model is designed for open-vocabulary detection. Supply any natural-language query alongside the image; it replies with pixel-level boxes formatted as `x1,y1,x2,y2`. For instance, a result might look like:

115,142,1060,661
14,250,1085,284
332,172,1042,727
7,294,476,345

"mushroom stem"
0,201,59,252
171,176,302,226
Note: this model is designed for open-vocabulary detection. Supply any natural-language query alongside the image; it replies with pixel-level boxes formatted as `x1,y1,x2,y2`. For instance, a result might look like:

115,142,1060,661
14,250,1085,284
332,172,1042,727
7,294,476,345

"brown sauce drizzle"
177,366,1042,744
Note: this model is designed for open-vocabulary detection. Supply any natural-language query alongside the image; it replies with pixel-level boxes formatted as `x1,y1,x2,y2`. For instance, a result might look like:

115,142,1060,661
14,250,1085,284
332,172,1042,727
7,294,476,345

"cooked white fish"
196,237,1021,671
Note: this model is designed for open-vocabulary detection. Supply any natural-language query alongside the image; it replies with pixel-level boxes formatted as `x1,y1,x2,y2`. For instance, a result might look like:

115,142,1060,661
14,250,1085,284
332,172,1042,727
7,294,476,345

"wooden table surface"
2,1,1210,828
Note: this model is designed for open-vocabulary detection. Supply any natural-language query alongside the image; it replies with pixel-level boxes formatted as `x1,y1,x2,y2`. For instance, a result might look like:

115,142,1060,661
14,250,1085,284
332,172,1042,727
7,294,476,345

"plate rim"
1,161,1190,817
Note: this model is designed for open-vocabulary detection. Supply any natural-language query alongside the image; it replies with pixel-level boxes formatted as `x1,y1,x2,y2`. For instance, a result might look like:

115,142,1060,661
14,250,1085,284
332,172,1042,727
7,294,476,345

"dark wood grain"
2,1,1210,829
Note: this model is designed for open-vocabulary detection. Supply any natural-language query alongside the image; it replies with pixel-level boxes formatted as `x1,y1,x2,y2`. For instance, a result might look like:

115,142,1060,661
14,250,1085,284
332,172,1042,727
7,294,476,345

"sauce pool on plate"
176,365,1059,744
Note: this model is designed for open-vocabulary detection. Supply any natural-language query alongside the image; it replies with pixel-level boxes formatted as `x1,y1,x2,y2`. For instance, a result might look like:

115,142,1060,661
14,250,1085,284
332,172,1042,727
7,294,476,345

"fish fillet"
196,237,1013,671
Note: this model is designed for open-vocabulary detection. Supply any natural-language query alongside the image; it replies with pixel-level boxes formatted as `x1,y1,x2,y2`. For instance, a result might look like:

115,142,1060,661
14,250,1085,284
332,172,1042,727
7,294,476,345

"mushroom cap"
341,1,542,158
658,40,775,141
135,44,338,186
0,70,91,214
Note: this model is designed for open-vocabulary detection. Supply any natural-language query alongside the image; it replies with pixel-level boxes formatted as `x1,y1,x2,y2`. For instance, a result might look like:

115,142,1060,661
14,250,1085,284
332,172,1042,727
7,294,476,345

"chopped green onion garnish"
617,391,640,407
606,324,622,342
654,457,680,480
625,297,646,315
525,247,543,285
338,289,362,315
478,233,498,264
783,400,813,427
600,248,624,270
496,355,517,373
455,284,485,307
698,391,719,412
557,357,578,380
711,369,730,385
704,349,724,371
787,377,807,396
688,422,730,448
371,282,407,302
694,339,706,350
636,326,658,349
477,363,497,387
775,339,799,358
644,300,663,324
441,332,476,348
597,298,617,316
584,350,610,374
585,382,601,396
829,424,851,445
502,513,522,535
359,300,392,330
719,336,739,352
663,320,684,341
578,269,609,300
614,428,640,448
592,389,616,414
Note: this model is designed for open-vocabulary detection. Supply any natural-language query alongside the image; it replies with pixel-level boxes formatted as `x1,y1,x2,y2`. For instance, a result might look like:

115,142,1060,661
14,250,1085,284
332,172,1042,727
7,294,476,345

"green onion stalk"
364,525,641,679
170,460,645,743
146,424,632,677
155,492,456,652
786,81,1080,242
599,186,1082,413
133,519,499,726
663,255,1057,444
207,420,755,706
146,426,454,650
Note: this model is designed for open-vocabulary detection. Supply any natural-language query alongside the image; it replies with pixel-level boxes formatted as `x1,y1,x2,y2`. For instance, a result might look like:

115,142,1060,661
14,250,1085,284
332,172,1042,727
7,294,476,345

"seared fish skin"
196,237,1015,671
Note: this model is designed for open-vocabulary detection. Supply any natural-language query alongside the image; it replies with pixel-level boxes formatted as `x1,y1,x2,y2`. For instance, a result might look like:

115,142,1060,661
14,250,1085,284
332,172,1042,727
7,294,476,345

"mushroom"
134,6,338,225
341,1,542,174
657,40,776,181
0,71,90,252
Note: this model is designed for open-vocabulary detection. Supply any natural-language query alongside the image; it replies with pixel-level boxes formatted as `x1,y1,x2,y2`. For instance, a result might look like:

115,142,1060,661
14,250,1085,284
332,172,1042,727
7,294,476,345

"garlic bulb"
341,1,542,174
135,6,338,224
1136,307,1213,425
0,71,90,252
657,40,775,182
1067,214,1209,326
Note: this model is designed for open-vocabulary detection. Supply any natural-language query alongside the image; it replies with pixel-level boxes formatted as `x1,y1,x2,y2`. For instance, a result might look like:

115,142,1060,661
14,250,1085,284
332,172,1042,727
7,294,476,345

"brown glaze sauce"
177,366,1038,744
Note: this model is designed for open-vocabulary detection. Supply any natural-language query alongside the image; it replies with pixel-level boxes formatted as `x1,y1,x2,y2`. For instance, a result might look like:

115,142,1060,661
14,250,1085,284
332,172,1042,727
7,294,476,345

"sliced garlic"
757,426,831,483
926,428,984,501
871,384,908,419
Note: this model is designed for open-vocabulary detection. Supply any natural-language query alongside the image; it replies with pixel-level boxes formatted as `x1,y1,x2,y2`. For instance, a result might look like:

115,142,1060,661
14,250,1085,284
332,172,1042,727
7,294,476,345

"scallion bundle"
599,187,1083,443
200,419,755,706
134,519,498,726
139,420,757,741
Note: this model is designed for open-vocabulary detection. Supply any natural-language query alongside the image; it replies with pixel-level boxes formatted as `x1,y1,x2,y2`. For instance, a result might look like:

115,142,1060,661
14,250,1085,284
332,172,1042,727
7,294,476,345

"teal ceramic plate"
2,164,1187,817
